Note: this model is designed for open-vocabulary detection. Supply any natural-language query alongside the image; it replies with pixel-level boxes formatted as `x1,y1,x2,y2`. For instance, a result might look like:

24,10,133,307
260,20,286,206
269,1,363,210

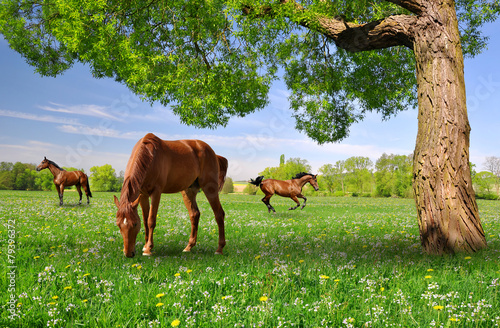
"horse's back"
262,178,295,197
129,135,222,193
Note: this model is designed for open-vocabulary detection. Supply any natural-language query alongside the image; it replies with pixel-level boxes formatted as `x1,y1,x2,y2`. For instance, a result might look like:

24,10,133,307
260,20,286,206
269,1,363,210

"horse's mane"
120,133,161,205
47,159,66,171
292,172,314,179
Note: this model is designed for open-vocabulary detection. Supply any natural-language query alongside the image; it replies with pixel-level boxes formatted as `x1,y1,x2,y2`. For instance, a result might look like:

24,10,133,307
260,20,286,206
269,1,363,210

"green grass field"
1,190,500,327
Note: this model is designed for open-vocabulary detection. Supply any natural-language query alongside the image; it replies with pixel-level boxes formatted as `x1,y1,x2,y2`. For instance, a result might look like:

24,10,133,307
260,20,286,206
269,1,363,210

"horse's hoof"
183,248,191,253
142,251,152,256
215,251,223,255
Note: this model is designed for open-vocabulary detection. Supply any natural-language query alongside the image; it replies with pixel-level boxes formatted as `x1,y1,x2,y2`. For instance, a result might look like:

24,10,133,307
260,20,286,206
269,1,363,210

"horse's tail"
85,174,93,197
249,176,264,187
216,155,228,192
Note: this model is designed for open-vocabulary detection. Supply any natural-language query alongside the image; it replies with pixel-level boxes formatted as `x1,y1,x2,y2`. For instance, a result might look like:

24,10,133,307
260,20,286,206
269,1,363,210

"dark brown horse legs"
76,185,83,205
261,196,276,213
300,196,307,209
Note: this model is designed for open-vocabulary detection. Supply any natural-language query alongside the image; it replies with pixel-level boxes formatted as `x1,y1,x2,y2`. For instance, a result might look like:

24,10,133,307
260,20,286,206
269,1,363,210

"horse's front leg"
299,195,307,209
57,184,64,206
288,196,301,210
139,194,150,254
181,188,201,253
143,192,159,256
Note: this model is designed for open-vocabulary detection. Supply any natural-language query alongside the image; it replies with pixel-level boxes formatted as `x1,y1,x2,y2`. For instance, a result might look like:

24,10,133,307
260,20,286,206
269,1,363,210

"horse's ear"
131,195,141,209
113,195,120,208
44,156,47,160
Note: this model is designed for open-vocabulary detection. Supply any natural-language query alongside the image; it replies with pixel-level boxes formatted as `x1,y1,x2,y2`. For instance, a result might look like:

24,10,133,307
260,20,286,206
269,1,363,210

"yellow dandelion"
77,262,81,265
319,275,330,279
254,255,261,260
131,263,138,267
187,269,193,273
171,319,181,327
51,296,58,300
259,296,268,302
425,275,432,279
299,260,304,263
380,287,385,292
83,273,90,277
136,265,142,269
464,256,472,260
48,302,56,305
449,318,460,322
64,286,72,290
156,293,165,298
334,279,340,282
433,305,444,310
82,248,89,253
174,273,181,277
65,265,71,269
33,256,40,259
221,296,226,300
82,299,88,303
49,254,55,258
427,269,434,272
156,302,164,307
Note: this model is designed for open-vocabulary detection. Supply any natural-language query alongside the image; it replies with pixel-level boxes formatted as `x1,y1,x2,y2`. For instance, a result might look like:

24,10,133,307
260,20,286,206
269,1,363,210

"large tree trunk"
412,2,486,254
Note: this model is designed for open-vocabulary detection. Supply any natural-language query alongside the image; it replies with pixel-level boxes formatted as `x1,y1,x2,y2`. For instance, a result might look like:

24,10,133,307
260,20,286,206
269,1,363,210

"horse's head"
114,195,141,258
308,174,320,191
36,157,50,172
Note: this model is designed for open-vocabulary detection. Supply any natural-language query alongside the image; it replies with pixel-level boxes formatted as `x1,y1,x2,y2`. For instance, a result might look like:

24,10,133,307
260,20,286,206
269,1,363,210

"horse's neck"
294,176,310,189
48,164,62,177
120,179,141,203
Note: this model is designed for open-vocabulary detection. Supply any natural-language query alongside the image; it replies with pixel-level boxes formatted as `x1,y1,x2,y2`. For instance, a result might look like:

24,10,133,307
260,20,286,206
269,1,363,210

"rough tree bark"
412,2,486,254
272,0,487,254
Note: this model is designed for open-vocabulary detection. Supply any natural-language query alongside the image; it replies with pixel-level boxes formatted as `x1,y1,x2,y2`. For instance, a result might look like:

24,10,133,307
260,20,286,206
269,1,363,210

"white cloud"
0,109,82,125
39,102,124,121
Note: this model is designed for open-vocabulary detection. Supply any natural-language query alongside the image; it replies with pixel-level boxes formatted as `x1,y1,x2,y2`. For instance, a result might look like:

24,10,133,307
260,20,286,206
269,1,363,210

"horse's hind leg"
288,196,301,210
181,188,201,253
202,185,225,254
261,194,276,213
76,185,82,205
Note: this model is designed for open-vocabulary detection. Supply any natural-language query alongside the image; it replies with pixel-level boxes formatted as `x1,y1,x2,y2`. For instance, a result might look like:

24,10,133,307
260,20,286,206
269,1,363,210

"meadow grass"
1,190,500,327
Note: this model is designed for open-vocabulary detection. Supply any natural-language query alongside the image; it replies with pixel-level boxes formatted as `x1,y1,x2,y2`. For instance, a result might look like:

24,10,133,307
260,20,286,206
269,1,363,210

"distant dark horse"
249,172,319,213
114,133,228,258
36,157,92,206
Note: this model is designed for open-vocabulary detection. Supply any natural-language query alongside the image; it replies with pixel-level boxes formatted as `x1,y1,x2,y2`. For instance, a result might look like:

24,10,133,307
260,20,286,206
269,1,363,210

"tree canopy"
1,1,498,143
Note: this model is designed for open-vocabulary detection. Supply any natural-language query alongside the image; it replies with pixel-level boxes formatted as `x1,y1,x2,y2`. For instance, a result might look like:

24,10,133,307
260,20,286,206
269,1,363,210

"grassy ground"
1,190,500,327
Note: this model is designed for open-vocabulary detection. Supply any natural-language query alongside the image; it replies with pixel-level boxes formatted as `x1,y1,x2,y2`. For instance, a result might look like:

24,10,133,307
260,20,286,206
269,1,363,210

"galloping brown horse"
249,172,319,213
36,157,92,206
114,133,228,258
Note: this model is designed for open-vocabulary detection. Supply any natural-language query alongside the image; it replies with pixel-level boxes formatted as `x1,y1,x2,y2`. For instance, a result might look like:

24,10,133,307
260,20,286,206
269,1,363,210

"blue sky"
1,20,499,181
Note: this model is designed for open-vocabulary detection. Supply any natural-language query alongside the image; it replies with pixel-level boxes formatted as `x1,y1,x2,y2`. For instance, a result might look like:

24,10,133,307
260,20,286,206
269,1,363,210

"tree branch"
242,0,418,52
313,14,417,52
385,0,425,15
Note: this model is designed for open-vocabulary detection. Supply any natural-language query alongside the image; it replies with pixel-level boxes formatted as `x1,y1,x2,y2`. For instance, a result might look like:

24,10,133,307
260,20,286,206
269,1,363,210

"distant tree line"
2,155,499,199
0,162,123,192
242,154,500,199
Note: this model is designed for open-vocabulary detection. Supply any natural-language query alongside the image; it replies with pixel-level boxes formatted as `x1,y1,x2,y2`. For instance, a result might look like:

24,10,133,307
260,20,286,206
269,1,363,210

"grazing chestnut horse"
36,157,92,206
114,133,228,258
249,172,319,213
